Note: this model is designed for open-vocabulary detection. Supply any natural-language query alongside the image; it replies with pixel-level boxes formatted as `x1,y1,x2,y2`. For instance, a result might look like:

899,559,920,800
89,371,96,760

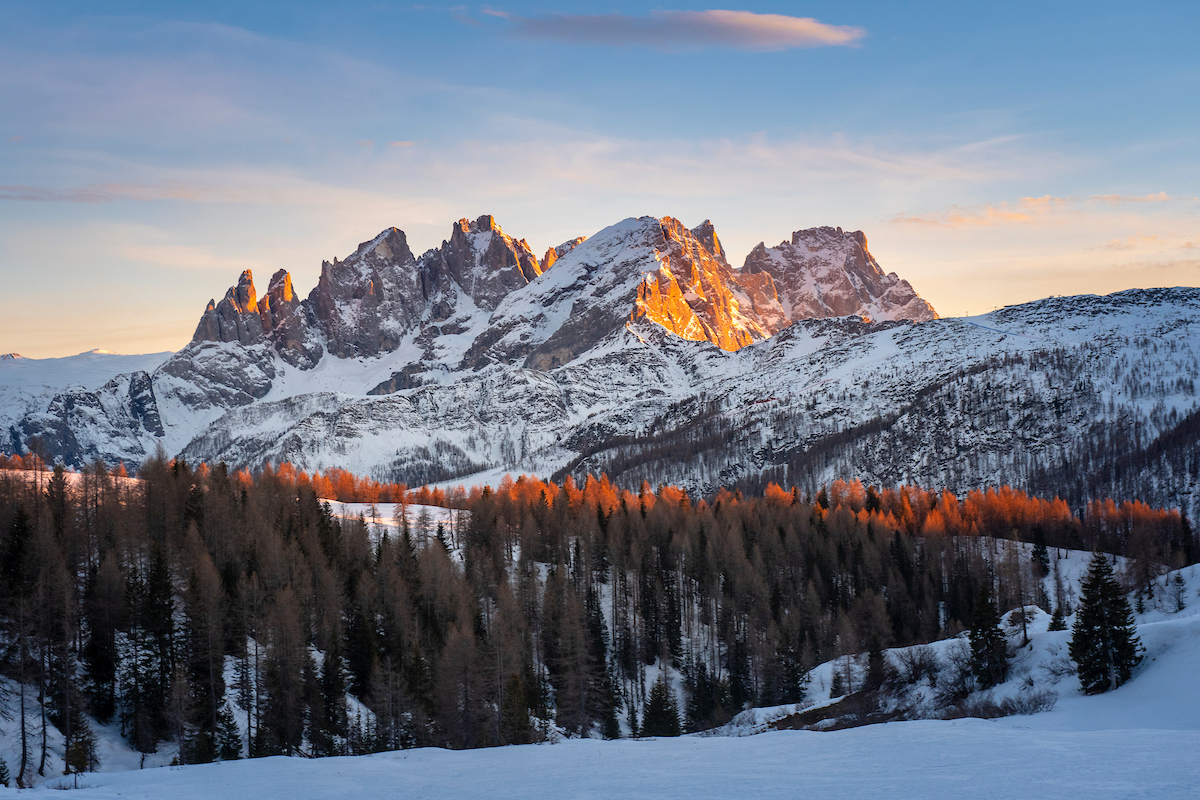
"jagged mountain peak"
227,269,257,314
192,269,267,347
788,225,867,249
349,226,414,265
690,219,730,268
542,236,588,270
744,224,936,323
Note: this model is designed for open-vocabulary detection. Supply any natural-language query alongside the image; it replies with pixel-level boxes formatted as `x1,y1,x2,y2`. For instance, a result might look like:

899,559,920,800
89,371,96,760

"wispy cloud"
891,192,1198,229
1097,234,1161,251
484,9,865,51
1090,191,1173,205
891,195,1071,228
0,182,214,203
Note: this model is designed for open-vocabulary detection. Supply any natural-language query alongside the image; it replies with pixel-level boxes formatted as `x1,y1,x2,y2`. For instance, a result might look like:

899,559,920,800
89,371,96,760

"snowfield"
4,565,1198,800
3,713,1197,799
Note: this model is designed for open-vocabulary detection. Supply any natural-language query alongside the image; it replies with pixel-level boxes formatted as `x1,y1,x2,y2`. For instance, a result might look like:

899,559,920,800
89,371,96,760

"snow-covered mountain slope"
0,349,171,440
4,215,1198,518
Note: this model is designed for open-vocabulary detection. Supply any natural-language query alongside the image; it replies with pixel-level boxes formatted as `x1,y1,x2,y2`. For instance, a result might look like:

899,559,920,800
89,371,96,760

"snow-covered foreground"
3,721,1196,799
7,590,1200,800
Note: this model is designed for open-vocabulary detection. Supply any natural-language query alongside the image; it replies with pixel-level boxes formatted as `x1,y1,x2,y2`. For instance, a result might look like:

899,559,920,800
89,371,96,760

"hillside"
4,565,1198,799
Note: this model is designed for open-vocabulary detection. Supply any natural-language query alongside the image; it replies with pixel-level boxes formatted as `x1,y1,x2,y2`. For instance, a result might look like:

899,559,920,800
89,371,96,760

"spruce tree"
969,584,1008,689
640,676,681,737
1031,529,1050,577
1048,605,1067,632
1070,553,1142,694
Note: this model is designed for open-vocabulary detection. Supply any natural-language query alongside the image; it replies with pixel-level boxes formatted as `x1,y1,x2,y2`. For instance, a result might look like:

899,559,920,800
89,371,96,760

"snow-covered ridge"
3,213,1198,519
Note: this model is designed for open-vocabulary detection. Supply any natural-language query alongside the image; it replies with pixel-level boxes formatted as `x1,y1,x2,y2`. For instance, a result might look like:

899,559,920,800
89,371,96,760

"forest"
0,454,1194,786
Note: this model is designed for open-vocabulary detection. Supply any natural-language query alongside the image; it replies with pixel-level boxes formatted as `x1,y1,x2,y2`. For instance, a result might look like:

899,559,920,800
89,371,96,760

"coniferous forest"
0,455,1195,784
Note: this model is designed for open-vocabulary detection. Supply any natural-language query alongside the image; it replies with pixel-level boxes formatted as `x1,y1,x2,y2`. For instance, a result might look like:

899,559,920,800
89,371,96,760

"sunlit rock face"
192,270,265,347
542,236,587,270
633,218,776,351
12,211,949,476
258,269,319,368
742,226,937,323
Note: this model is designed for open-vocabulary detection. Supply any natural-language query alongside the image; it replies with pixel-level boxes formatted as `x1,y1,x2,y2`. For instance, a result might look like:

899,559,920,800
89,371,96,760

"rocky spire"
690,220,729,269
191,270,265,346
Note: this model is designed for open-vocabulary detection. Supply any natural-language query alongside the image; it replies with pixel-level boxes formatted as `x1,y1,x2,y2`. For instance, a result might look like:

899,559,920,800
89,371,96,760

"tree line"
0,461,1193,786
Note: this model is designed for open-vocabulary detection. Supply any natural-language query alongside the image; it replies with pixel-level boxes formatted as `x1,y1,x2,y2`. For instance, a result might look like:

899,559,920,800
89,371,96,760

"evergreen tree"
969,585,1008,689
1031,529,1051,579
640,676,681,737
63,720,98,776
685,661,731,732
1048,605,1067,632
1070,553,1142,694
0,756,9,787
499,672,532,745
82,555,125,723
217,705,243,760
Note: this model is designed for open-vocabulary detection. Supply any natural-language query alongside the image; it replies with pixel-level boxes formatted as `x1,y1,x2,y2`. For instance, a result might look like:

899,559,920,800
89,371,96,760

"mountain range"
3,214,1198,516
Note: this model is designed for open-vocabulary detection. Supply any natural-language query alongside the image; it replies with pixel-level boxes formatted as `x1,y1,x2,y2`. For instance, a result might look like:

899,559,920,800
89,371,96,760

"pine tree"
1070,553,1142,694
969,585,1008,689
217,705,243,760
63,720,98,776
82,555,125,723
1031,529,1050,576
0,756,10,787
1048,605,1067,632
640,676,681,737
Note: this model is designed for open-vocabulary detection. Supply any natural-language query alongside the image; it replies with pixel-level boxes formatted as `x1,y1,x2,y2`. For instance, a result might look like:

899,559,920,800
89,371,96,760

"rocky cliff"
742,226,937,323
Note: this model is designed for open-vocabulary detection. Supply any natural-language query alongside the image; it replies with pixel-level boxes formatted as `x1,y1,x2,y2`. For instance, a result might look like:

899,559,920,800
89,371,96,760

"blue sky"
1,1,1197,356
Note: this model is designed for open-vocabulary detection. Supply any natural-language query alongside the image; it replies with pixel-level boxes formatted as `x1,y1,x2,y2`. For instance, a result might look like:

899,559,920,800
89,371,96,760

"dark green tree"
1069,553,1142,694
969,584,1008,689
640,676,681,737
1048,605,1067,632
1031,529,1051,579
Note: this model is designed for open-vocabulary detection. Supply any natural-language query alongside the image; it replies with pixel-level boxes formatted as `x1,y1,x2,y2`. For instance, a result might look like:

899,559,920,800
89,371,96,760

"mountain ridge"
3,215,1198,520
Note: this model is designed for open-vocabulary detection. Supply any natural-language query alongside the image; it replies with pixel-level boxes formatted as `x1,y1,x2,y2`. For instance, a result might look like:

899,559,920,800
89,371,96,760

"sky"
0,0,1197,358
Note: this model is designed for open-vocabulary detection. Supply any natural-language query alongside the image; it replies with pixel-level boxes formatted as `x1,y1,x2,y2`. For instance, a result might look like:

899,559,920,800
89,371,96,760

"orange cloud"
1096,234,1161,251
487,9,865,51
389,140,415,147
1090,191,1172,205
891,196,1071,228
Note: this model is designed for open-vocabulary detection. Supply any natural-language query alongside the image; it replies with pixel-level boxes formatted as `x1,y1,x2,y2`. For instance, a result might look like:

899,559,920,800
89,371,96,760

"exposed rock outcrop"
742,226,937,323
542,236,587,270
633,218,775,351
192,270,265,346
